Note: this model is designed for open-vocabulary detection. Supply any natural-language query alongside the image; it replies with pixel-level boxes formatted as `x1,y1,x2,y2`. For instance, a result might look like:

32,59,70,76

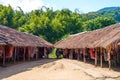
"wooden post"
83,48,86,63
69,49,71,59
76,49,80,60
63,49,67,58
44,47,47,58
95,48,97,66
35,47,38,60
108,52,111,70
65,49,68,58
100,48,103,68
2,46,5,66
14,47,16,63
23,47,26,62
70,49,73,59
100,53,103,67
69,49,72,59
107,46,112,70
77,53,80,60
28,47,30,61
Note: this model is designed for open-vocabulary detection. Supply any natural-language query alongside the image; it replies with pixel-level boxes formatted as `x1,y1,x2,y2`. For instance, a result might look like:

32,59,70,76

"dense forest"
0,5,120,43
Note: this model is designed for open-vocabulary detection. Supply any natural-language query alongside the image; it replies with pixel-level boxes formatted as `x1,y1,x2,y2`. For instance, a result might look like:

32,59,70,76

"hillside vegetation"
0,5,119,43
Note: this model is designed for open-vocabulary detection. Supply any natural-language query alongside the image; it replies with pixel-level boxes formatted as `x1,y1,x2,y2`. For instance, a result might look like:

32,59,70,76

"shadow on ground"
0,59,58,80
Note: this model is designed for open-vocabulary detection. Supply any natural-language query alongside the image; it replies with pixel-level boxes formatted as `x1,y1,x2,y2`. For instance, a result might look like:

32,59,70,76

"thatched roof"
54,23,120,49
0,25,53,47
0,36,8,45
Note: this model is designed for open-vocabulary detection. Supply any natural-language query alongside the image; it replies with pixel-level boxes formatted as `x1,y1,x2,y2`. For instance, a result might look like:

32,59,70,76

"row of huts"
54,23,120,69
0,25,53,66
1,23,120,69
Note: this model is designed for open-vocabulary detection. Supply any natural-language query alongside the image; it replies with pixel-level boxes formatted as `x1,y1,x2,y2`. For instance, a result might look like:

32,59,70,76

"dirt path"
0,59,120,80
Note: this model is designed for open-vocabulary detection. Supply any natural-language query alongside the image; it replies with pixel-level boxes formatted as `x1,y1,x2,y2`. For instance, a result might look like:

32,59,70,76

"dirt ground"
0,59,120,80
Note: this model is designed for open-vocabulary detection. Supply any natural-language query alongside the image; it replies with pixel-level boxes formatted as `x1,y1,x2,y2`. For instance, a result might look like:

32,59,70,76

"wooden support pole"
83,48,86,63
69,49,71,59
100,48,103,68
23,47,26,62
14,47,16,63
63,49,67,58
76,49,80,60
44,47,47,58
65,49,68,58
108,52,111,70
35,47,38,60
100,53,103,67
70,49,73,59
77,53,80,60
28,47,30,61
95,48,97,66
2,46,5,66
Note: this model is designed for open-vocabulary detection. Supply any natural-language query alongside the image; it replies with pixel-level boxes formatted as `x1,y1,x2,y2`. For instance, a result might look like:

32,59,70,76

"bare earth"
0,59,120,80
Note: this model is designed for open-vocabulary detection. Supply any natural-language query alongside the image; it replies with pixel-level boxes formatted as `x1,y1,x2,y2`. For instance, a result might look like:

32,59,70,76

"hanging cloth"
90,48,95,59
0,46,3,57
103,49,108,61
5,46,13,58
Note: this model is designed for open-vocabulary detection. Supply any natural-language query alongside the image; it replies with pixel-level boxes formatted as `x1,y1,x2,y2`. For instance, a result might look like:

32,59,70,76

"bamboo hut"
0,25,53,66
54,23,120,69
